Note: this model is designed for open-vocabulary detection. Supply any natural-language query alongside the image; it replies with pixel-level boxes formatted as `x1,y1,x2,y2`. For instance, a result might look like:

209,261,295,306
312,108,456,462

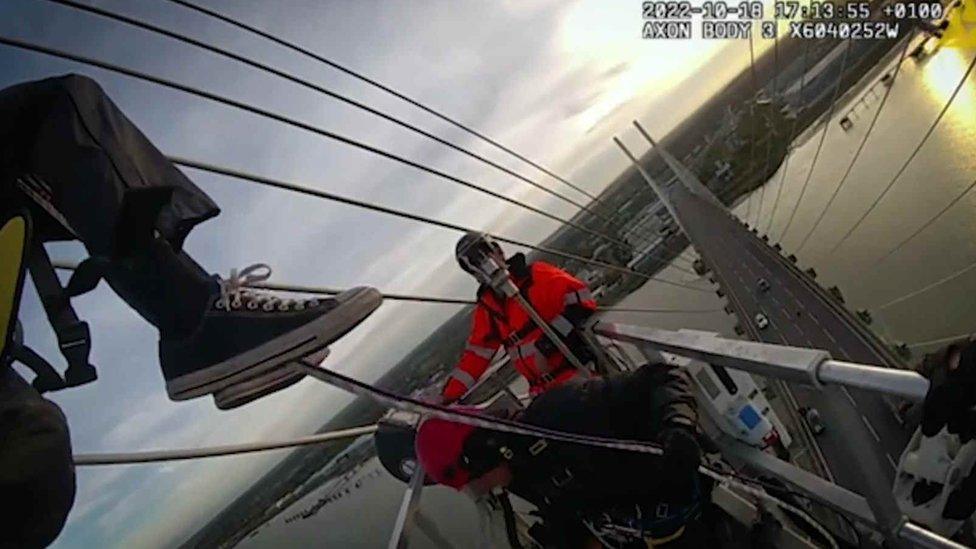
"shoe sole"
212,348,329,410
166,287,381,401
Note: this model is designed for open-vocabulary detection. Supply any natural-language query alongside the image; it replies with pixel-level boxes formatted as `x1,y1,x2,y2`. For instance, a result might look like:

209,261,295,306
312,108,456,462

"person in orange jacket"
439,233,598,403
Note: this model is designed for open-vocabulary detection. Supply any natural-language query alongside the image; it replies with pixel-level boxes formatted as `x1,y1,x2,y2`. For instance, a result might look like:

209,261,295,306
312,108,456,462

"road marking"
887,454,897,470
841,386,857,407
823,329,837,344
862,415,882,442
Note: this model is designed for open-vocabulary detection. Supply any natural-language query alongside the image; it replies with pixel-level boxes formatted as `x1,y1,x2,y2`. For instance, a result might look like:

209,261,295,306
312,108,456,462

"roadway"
649,155,911,494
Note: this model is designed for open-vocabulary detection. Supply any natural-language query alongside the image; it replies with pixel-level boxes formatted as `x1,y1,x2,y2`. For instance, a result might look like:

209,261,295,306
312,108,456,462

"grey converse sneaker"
160,264,381,401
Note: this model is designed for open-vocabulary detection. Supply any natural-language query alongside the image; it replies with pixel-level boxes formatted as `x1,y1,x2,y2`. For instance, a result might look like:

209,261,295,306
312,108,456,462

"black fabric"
0,368,75,548
103,237,215,338
496,364,700,545
0,74,219,254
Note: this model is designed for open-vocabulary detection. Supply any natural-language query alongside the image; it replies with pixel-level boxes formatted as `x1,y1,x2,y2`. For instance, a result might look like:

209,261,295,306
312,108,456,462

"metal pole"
613,137,691,238
388,461,427,549
509,289,589,373
819,360,929,401
595,322,931,401
898,522,970,549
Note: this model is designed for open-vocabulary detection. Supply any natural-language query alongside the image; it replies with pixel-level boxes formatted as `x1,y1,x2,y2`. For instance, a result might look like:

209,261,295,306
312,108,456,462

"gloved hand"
658,426,702,504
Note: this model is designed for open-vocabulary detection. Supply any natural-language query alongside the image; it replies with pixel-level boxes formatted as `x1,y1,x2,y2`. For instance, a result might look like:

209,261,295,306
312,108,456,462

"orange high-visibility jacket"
441,260,597,402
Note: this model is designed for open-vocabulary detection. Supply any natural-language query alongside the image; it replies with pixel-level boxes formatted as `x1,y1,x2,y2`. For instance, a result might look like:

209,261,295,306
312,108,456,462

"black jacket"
501,363,700,547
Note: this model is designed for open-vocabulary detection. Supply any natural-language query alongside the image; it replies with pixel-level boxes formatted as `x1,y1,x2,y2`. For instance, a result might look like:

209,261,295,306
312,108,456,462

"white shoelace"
215,263,320,312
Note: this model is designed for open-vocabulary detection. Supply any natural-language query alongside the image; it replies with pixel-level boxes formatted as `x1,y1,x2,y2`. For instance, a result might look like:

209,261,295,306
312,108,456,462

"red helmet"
415,412,479,490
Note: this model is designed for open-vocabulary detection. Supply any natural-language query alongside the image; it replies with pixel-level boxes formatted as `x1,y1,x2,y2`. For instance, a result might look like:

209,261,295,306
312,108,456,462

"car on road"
754,312,769,330
798,407,826,435
757,278,770,293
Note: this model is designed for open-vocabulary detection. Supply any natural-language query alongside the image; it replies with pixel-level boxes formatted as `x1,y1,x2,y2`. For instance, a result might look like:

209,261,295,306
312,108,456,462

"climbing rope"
74,425,377,465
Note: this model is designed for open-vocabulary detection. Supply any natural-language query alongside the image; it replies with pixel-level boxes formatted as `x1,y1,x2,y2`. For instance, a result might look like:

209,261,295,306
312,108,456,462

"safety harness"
6,176,174,393
476,259,594,389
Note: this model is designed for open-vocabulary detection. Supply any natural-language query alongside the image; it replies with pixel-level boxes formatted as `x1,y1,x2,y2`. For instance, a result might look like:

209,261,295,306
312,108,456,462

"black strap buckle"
56,321,97,387
551,468,574,487
655,502,671,519
26,242,98,391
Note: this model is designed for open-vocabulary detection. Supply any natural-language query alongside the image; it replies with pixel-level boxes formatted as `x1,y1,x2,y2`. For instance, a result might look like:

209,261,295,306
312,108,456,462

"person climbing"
437,232,598,404
417,362,709,547
0,73,382,546
0,73,382,408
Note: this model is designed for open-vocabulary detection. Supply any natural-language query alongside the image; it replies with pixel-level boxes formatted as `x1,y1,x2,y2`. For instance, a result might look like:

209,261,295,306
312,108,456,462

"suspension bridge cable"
51,259,715,312
45,0,617,231
794,30,917,254
171,156,708,292
872,177,976,266
876,259,976,311
164,0,604,205
743,32,760,226
0,36,633,255
778,40,854,244
74,425,378,465
752,33,778,229
765,42,812,236
827,49,976,256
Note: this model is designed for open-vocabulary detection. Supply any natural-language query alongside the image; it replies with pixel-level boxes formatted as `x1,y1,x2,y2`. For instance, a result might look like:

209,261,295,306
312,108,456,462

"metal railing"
592,321,962,549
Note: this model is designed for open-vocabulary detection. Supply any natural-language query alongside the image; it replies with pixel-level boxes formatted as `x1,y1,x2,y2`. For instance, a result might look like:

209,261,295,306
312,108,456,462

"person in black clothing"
415,363,709,548
0,74,383,546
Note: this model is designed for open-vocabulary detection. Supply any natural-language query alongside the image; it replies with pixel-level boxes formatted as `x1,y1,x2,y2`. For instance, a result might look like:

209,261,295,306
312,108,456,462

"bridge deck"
643,141,911,495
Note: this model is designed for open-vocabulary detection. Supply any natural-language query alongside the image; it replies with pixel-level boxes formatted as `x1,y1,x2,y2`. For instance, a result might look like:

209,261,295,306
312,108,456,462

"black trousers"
0,73,219,254
1,74,219,336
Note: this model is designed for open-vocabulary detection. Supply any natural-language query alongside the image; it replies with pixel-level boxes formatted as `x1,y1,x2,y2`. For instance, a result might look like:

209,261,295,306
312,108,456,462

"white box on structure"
649,343,792,452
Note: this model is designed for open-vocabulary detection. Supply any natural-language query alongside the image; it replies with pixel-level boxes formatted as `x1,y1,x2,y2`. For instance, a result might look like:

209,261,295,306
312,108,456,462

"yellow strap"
0,214,28,360
645,525,686,547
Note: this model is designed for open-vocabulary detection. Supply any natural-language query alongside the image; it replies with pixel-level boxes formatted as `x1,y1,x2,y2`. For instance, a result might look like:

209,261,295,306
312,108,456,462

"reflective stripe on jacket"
441,261,596,401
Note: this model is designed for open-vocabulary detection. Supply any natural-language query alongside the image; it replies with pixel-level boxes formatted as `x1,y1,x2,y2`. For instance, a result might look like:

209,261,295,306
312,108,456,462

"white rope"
73,425,377,465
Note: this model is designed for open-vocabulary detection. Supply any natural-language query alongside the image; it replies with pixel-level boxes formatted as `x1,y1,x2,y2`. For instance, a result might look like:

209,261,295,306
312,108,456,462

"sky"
0,1,774,546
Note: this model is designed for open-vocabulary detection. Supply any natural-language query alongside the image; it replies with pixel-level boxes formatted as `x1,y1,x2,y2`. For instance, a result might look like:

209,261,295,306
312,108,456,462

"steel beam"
595,322,929,401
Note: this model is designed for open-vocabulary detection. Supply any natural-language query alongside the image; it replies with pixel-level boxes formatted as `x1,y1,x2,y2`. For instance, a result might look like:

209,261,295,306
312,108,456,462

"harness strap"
25,242,98,390
8,321,66,393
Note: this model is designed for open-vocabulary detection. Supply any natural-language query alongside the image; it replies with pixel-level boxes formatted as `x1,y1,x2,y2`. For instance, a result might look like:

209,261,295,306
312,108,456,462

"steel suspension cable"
0,36,632,253
74,425,378,465
794,30,917,254
51,259,716,312
743,32,760,226
872,177,976,267
765,42,812,236
778,40,854,244
46,0,618,230
876,259,976,311
172,157,707,292
164,0,604,205
828,49,976,256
